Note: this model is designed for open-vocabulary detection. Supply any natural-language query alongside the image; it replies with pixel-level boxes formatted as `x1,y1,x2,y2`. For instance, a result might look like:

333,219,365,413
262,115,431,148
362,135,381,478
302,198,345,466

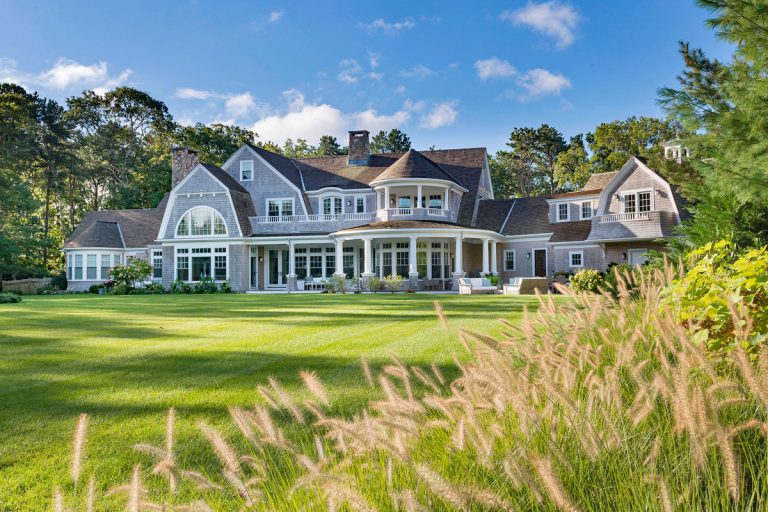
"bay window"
101,255,111,280
86,255,97,280
74,255,83,280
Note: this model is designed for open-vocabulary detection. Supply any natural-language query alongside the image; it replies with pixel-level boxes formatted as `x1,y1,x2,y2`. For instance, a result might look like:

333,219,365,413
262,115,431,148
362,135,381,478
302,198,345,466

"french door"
267,249,289,288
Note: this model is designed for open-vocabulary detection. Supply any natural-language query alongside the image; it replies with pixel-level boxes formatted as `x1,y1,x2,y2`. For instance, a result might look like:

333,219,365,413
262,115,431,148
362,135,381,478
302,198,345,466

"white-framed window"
268,198,294,217
175,246,227,282
240,160,254,181
569,251,584,268
113,254,121,266
74,254,83,280
557,203,569,222
176,206,228,237
621,189,653,214
152,250,163,279
355,196,365,213
398,196,412,209
580,201,593,219
504,250,515,271
322,196,342,215
86,254,97,280
429,195,442,209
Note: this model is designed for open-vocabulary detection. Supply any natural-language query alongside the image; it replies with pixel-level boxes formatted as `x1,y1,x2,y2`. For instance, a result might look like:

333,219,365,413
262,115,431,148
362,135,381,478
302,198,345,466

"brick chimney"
348,130,370,166
171,146,200,188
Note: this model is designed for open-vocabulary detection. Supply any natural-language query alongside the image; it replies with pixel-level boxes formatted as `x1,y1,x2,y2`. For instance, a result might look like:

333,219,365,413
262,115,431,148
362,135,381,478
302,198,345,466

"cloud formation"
399,64,434,79
0,57,132,93
501,1,579,48
359,17,415,34
419,100,459,129
474,57,517,80
517,68,571,99
267,10,284,23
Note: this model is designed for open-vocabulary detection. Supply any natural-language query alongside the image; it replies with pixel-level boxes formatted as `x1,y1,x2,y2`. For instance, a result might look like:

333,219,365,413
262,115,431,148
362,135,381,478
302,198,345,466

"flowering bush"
569,268,603,293
109,259,153,289
381,274,405,293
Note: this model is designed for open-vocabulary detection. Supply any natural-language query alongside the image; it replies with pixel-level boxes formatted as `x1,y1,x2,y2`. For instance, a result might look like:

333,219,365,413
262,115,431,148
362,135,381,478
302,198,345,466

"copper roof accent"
547,188,602,199
370,149,464,186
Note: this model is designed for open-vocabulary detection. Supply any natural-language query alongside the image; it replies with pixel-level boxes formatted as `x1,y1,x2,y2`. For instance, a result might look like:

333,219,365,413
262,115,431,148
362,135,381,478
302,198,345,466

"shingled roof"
339,220,461,232
201,163,249,194
474,199,514,232
370,149,464,187
64,194,169,249
583,171,618,191
501,197,552,236
549,220,592,243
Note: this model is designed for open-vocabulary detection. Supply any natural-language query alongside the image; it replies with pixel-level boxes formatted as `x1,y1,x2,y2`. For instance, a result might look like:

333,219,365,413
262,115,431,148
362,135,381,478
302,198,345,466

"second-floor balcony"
596,212,652,223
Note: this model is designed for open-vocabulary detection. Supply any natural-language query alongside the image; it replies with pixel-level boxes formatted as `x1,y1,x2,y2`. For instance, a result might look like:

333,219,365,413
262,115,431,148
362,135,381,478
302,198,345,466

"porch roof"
338,220,461,232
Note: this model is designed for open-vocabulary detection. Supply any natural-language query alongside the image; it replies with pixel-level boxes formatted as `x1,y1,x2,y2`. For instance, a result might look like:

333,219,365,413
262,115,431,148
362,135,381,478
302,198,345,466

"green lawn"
0,293,540,510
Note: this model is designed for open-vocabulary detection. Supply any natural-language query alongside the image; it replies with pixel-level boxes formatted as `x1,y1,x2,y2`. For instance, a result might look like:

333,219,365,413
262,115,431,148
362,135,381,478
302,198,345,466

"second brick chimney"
171,146,200,188
348,130,370,166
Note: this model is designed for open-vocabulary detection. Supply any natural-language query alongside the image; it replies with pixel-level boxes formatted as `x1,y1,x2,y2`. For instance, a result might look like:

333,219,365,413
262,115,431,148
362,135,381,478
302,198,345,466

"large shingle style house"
63,130,685,292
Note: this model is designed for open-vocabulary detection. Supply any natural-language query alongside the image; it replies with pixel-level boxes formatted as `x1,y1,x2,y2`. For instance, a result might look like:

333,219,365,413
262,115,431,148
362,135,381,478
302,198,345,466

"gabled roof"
200,163,249,194
549,220,592,243
548,189,602,199
474,199,514,232
501,197,551,236
64,194,169,249
369,149,464,187
244,143,305,191
583,171,618,191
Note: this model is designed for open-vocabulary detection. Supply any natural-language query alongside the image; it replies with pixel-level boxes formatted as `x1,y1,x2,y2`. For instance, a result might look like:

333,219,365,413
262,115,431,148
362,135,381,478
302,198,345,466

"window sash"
176,256,189,281
622,193,637,214
581,201,592,219
398,196,411,209
101,255,111,279
240,160,253,180
87,255,97,280
323,197,342,215
638,191,652,212
356,197,365,213
558,203,569,221
74,254,83,280
504,251,515,271
570,252,583,267
429,195,442,209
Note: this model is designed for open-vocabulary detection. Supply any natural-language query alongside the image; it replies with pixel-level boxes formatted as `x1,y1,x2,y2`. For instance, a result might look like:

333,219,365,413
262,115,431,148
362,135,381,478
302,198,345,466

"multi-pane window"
176,256,189,281
416,251,427,277
581,201,592,219
67,255,73,280
74,254,83,280
398,196,411,209
177,207,227,236
267,199,293,217
396,250,409,277
622,193,637,214
325,255,335,277
240,160,253,181
113,254,121,266
429,195,442,209
557,203,569,221
431,251,443,279
638,191,652,212
504,250,515,271
214,255,227,280
343,254,354,278
322,197,342,215
152,250,163,279
87,255,97,280
101,255,111,280
295,254,307,279
569,251,583,268
281,199,293,217
309,255,323,278
356,197,365,213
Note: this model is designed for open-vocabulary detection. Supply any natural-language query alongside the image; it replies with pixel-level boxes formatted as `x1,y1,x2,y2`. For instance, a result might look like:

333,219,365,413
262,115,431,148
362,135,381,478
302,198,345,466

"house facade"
62,130,685,292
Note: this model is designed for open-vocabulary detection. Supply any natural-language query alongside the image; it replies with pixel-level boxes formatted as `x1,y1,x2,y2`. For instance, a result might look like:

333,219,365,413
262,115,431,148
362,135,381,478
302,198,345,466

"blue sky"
0,0,733,152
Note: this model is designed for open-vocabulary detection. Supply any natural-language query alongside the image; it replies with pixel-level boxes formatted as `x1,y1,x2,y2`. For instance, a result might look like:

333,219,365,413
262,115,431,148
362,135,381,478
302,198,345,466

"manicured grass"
0,293,541,510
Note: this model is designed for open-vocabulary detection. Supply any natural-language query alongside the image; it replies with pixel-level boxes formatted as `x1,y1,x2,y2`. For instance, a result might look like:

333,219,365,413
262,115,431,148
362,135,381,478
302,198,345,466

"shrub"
0,292,21,304
50,272,67,291
193,276,218,294
604,263,634,295
133,282,164,294
170,280,192,294
110,284,131,295
220,280,232,294
381,274,405,293
569,268,603,293
661,240,768,352
4,289,22,296
367,276,382,293
88,284,102,294
108,259,154,289
327,275,347,294
486,274,500,286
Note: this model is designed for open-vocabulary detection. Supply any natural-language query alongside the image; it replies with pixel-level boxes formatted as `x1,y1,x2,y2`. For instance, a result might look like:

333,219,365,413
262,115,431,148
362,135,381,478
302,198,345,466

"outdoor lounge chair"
503,277,549,295
458,277,497,295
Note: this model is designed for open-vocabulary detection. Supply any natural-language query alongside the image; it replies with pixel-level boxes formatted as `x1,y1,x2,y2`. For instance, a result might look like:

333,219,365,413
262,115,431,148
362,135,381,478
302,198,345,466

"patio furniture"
458,277,497,295
304,277,326,291
503,277,549,295
422,278,438,291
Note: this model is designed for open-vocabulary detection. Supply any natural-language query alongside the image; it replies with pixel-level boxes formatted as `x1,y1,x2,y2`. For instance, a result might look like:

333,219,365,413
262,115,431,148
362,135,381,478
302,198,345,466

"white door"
628,249,648,267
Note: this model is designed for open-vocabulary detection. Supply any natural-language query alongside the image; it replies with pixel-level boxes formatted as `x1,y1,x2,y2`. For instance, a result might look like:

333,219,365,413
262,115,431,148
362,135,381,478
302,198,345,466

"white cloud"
252,89,410,145
474,57,517,80
399,64,434,79
268,10,284,22
0,57,132,92
403,99,426,113
419,100,458,129
225,92,257,117
368,52,380,69
517,68,571,99
174,87,215,100
393,85,406,95
360,17,415,34
337,59,362,84
501,1,579,48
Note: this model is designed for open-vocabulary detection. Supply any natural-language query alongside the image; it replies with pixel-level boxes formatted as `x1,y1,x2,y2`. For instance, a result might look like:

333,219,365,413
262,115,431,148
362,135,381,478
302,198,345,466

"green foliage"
109,284,131,295
661,240,768,352
486,274,500,286
554,134,591,191
370,129,411,153
220,280,232,294
325,275,347,294
317,135,347,156
0,292,22,304
50,272,67,291
367,276,382,293
282,138,319,158
108,259,154,289
193,276,219,294
88,284,102,294
381,274,405,293
170,279,191,294
136,282,165,294
570,268,604,293
174,123,255,166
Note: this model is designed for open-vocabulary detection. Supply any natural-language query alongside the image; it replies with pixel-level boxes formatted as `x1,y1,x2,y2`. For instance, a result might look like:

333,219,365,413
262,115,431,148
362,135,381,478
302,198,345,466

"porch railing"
597,212,651,223
252,212,376,224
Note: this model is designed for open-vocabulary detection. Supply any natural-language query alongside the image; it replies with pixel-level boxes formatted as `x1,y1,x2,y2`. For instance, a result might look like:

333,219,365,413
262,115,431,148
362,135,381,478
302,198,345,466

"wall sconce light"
621,252,627,260
526,252,531,259
259,257,264,263
346,200,352,206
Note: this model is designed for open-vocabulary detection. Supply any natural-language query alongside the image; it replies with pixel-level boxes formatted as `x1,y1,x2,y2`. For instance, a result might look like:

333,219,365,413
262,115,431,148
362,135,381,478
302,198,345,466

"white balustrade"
597,212,651,223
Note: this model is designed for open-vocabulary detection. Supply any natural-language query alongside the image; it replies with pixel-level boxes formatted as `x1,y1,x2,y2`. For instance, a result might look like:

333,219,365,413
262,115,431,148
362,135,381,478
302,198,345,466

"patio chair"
459,277,497,295
503,277,549,295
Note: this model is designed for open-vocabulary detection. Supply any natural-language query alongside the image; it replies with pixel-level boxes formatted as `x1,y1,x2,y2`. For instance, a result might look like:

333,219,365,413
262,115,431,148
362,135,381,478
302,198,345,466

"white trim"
174,206,229,238
240,159,254,181
546,193,600,204
579,200,594,220
353,195,367,214
306,187,372,195
556,202,570,222
319,193,344,215
501,233,553,243
620,188,654,214
531,247,548,277
568,250,584,268
266,197,295,217
503,249,516,271
369,177,468,193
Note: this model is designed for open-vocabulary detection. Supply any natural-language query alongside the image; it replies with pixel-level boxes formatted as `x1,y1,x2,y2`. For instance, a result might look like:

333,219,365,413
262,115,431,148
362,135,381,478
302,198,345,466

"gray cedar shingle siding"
162,246,174,289
227,244,249,292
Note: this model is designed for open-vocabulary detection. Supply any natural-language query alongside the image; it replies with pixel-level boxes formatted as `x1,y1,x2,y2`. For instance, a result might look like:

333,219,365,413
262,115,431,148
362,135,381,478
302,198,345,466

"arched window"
176,206,228,237
322,196,343,215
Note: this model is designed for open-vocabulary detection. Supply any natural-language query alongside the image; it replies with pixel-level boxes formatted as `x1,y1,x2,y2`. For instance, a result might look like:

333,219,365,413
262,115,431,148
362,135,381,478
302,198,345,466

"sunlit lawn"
0,293,542,510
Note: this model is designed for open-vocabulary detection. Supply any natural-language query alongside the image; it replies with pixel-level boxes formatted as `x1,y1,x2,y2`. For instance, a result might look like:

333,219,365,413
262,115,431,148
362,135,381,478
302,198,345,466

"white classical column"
417,184,423,209
334,239,344,276
491,240,498,275
378,242,384,277
287,240,297,291
376,190,381,210
454,236,463,274
384,186,391,209
409,236,418,275
363,238,373,275
442,187,448,211
482,239,490,275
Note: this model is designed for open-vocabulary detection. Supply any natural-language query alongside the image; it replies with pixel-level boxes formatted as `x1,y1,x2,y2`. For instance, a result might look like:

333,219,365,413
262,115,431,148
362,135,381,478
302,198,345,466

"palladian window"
176,207,227,237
